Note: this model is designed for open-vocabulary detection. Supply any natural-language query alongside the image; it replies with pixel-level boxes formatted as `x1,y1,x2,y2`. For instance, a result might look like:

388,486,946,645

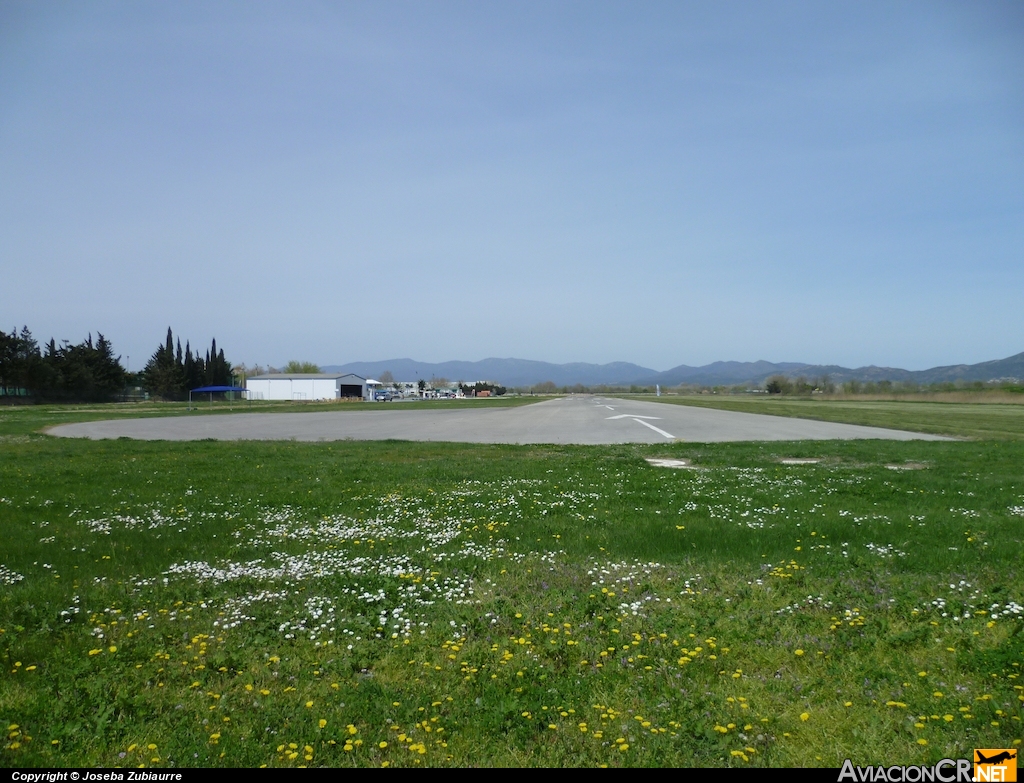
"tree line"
511,377,1023,396
142,327,232,400
0,326,125,401
0,325,232,402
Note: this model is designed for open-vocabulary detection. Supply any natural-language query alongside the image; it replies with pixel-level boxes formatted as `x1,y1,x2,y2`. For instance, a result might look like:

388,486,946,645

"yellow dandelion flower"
800,712,810,721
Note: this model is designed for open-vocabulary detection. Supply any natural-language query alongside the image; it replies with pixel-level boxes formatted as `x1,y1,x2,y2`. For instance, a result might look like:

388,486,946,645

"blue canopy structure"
188,385,249,410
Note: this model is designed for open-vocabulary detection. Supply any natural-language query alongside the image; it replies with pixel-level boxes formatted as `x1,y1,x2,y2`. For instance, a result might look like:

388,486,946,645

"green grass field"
0,403,1022,767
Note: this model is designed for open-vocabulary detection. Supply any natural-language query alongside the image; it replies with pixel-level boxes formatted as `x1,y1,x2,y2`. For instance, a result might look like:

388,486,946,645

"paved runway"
48,396,950,444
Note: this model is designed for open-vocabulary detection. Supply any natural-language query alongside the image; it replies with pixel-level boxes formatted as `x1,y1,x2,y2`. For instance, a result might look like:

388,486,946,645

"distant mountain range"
323,351,1024,389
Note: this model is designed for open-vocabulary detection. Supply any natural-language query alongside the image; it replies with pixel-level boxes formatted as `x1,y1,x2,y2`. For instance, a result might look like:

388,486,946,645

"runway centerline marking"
606,414,660,420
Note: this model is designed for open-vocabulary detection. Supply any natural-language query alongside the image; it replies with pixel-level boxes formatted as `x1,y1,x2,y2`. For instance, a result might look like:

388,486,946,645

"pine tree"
92,333,125,397
16,327,46,395
0,330,13,394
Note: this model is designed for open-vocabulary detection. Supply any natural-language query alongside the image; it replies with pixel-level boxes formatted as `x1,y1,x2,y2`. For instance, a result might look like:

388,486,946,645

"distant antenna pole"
656,384,661,397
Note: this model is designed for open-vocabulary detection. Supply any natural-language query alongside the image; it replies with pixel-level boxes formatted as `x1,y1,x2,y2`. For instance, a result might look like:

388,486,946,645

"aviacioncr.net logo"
838,758,973,782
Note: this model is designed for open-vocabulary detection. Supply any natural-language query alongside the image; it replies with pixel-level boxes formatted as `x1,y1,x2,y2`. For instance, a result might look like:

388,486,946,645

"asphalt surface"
48,396,951,444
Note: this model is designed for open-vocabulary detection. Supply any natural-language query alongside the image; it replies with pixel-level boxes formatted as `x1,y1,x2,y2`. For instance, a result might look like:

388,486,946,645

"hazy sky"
2,2,1022,371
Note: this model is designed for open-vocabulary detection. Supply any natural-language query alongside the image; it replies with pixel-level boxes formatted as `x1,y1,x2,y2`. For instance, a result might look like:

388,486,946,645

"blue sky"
2,1,1022,371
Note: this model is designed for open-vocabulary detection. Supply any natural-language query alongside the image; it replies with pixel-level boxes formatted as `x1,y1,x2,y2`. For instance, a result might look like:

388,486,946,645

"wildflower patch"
1,435,1023,766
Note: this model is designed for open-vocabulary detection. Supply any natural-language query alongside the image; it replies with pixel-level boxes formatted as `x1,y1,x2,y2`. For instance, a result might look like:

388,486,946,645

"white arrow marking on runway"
632,419,675,438
605,414,675,439
604,405,615,410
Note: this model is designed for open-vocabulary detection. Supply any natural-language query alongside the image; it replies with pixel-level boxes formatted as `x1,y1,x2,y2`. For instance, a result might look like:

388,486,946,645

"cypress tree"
217,348,229,385
143,327,185,399
203,339,232,386
184,341,200,391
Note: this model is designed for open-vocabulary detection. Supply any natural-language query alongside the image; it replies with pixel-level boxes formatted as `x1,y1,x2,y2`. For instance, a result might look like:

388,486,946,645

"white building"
246,373,375,401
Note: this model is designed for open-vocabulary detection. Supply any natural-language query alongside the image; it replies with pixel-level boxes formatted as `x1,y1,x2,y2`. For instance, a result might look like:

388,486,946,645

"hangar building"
245,373,374,401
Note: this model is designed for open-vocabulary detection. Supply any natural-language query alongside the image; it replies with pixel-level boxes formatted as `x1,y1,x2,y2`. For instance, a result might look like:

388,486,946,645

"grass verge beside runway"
1,414,1022,766
638,395,1024,440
